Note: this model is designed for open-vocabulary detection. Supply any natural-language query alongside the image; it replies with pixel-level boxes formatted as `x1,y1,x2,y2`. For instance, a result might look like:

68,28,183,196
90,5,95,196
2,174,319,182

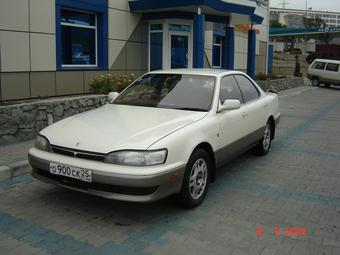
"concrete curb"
0,160,31,181
0,166,11,181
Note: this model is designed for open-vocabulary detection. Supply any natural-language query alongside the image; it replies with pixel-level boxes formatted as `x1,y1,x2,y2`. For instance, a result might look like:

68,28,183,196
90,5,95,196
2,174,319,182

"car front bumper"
28,148,186,202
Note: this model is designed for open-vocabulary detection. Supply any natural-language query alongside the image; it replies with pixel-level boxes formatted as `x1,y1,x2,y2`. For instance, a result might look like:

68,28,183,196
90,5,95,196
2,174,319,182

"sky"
270,0,340,13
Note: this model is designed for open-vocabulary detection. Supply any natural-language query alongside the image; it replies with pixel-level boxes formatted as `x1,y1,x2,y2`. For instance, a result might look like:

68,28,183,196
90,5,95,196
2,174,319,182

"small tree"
270,20,287,28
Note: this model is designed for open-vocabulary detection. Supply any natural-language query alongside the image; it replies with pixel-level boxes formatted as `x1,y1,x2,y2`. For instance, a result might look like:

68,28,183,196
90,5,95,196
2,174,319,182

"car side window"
312,62,326,70
219,75,244,103
234,75,260,103
325,63,339,72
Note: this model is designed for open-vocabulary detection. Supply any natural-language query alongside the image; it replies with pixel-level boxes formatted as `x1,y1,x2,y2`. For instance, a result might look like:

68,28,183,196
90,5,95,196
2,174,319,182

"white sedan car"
28,69,280,208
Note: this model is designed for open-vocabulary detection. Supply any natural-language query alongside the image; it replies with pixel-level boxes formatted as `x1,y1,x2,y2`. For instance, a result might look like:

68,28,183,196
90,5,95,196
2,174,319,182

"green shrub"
255,72,287,81
255,72,268,81
89,73,135,94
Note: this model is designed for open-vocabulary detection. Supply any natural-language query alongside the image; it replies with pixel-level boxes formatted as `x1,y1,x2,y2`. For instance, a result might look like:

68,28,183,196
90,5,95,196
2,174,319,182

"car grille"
35,169,158,196
51,145,106,162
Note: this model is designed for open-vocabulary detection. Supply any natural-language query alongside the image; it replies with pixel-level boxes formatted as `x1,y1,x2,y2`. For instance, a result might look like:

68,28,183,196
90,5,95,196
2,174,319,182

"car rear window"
325,63,340,72
311,62,326,70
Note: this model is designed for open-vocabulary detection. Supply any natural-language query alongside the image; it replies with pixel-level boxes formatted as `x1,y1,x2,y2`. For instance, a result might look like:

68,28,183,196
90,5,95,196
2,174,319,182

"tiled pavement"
1,86,340,255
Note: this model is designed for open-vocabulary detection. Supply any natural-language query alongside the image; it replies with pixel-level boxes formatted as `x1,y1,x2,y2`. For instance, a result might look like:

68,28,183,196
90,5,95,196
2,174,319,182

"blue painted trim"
268,44,273,74
247,29,256,78
56,0,108,71
129,0,256,17
193,14,205,68
143,11,194,20
55,5,62,70
56,0,107,12
251,14,264,24
213,29,226,37
98,10,108,70
143,11,228,24
222,27,234,70
269,27,340,36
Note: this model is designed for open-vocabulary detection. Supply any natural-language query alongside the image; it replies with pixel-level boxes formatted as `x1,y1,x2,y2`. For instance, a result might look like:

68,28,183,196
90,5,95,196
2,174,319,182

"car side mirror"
218,99,241,112
108,92,119,103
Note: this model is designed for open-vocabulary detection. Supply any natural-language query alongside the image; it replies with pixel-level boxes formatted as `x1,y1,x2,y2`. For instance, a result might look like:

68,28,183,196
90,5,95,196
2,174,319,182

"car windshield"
113,74,216,112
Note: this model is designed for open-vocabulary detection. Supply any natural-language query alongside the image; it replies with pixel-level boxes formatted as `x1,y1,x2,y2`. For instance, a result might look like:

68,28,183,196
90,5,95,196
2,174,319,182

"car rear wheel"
178,149,210,209
311,78,319,87
253,121,272,156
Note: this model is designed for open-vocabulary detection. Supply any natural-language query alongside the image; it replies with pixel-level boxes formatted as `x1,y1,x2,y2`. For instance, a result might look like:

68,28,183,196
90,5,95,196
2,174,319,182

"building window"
169,24,191,32
56,0,108,71
61,9,97,67
212,35,223,68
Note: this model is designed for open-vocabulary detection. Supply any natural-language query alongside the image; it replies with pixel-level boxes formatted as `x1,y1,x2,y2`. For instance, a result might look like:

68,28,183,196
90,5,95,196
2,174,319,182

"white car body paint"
28,69,280,202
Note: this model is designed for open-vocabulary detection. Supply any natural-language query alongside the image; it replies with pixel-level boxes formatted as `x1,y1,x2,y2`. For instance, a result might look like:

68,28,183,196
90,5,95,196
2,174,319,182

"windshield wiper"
171,107,208,112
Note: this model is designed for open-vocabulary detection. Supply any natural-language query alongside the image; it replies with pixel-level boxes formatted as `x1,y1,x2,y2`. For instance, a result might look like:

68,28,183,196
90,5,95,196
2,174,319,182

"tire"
325,83,331,88
311,77,319,87
253,121,272,156
178,149,211,209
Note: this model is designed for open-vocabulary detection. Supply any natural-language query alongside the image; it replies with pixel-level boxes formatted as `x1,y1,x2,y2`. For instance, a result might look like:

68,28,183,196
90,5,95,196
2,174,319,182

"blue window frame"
150,33,163,71
169,24,191,32
56,0,108,70
149,24,163,71
212,35,223,68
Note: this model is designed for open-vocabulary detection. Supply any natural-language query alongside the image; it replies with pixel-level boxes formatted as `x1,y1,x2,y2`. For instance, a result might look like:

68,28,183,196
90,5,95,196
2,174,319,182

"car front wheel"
178,149,211,208
254,121,272,156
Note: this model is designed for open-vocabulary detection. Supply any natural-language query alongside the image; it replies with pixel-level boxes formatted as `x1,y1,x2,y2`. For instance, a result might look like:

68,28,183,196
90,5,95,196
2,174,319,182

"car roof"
149,68,245,77
313,59,340,64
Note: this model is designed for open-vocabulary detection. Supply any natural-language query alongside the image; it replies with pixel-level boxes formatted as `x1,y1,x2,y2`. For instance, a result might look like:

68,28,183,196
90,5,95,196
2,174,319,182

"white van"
307,59,340,87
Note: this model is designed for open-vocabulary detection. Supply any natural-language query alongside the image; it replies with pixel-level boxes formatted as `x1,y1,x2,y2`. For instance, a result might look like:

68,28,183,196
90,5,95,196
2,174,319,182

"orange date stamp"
256,227,307,237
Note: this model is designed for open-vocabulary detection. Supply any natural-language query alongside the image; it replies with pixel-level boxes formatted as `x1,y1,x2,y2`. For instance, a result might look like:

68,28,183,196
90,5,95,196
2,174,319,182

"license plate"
49,162,92,182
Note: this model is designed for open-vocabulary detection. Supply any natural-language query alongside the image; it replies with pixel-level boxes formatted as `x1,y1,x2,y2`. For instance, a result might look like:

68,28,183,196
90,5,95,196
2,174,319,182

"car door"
324,62,340,84
234,74,267,146
216,75,249,166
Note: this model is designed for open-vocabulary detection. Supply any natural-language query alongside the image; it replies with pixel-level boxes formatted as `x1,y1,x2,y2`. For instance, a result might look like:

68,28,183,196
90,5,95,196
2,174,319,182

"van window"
325,63,340,72
312,62,326,70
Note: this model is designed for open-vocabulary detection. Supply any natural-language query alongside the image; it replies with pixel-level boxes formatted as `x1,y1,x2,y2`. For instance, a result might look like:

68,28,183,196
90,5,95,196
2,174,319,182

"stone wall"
256,77,308,92
0,95,107,145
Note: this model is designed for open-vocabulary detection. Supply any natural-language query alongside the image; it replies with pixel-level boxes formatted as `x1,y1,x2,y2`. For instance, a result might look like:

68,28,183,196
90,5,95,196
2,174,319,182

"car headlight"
104,149,167,166
35,135,51,152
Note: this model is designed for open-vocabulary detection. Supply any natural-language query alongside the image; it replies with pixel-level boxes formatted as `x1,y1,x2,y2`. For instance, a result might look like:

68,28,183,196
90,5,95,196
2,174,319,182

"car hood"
41,104,207,153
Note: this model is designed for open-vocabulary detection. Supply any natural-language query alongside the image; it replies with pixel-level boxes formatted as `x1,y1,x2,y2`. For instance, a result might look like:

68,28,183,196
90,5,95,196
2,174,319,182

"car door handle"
242,112,248,118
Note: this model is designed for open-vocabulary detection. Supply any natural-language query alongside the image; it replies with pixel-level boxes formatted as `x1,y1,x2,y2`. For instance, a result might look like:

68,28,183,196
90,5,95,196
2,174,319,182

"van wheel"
178,149,211,209
311,78,319,87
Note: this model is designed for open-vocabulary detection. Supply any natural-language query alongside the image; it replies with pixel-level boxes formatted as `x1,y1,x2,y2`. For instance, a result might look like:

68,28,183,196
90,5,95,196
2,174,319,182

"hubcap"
189,158,208,200
312,79,318,86
263,124,271,151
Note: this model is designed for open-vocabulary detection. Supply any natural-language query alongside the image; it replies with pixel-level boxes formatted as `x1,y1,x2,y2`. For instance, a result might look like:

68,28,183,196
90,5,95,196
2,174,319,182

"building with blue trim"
0,0,269,101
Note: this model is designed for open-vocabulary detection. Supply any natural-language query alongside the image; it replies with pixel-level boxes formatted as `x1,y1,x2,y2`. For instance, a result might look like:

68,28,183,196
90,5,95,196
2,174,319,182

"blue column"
247,29,256,78
193,14,205,68
222,27,234,70
268,44,274,74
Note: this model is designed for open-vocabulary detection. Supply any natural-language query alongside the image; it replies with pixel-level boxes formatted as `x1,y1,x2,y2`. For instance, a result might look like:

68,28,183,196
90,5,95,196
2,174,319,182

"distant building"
270,7,340,28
